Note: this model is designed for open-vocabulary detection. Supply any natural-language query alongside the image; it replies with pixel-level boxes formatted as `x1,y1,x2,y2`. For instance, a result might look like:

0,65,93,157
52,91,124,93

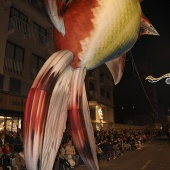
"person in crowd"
65,140,79,167
106,141,115,161
15,148,26,170
0,133,7,147
11,132,22,152
18,132,24,146
2,142,13,156
130,136,137,151
0,146,8,170
98,139,107,160
2,143,13,169
117,137,123,154
58,143,71,169
4,130,13,145
96,140,103,161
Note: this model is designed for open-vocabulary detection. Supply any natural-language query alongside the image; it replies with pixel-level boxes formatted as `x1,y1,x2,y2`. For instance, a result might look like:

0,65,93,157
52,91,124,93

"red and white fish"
24,0,159,170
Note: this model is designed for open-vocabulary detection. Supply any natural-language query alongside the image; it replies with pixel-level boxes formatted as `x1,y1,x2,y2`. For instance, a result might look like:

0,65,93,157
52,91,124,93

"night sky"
113,0,170,121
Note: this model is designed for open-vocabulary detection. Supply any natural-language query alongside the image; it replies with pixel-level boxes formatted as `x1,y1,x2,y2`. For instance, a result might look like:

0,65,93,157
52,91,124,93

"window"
5,41,24,62
89,82,95,91
100,72,105,82
10,7,28,22
106,91,111,99
31,54,45,70
89,70,95,77
9,78,21,94
33,22,47,36
100,88,105,97
33,22,47,44
29,0,47,15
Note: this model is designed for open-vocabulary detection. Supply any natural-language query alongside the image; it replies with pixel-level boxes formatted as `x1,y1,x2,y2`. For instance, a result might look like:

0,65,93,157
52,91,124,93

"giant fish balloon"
24,0,159,170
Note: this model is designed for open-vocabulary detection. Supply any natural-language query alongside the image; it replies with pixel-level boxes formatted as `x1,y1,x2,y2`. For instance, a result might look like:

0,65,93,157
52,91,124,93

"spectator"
65,140,79,167
58,143,70,169
0,146,8,170
106,141,115,161
2,142,13,156
11,132,22,152
2,143,13,169
0,134,8,147
96,141,103,161
15,148,26,170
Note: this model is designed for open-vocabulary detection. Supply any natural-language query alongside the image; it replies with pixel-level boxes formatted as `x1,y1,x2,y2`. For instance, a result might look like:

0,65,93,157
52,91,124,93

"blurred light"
146,73,170,84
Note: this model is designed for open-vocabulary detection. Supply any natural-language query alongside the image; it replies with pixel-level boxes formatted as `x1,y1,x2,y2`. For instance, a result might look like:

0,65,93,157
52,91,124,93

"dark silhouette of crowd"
56,128,159,169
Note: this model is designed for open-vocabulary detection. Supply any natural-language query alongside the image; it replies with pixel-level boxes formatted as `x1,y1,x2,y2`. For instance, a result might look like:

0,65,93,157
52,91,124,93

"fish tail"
24,50,74,170
68,67,99,170
24,50,99,170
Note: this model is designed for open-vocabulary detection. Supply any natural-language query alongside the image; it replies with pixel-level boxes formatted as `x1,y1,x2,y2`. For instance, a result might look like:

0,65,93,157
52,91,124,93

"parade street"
76,136,170,170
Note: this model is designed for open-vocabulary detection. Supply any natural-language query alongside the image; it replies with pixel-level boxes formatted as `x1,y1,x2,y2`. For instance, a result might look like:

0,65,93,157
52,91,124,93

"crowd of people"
0,128,162,170
57,128,160,169
0,129,26,170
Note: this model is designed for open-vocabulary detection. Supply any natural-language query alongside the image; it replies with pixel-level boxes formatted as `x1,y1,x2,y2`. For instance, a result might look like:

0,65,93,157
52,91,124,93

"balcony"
8,17,53,53
4,57,24,76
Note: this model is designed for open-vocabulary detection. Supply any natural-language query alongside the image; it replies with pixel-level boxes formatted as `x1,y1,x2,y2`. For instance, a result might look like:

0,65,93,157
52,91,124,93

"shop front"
0,92,26,133
89,104,115,130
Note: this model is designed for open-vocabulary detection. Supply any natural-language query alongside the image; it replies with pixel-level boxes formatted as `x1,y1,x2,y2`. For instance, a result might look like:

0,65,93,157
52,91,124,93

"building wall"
0,0,54,132
86,64,115,130
0,0,54,91
0,0,115,132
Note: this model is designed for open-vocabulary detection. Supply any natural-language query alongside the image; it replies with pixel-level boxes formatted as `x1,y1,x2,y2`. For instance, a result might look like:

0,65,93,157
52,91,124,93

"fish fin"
106,54,126,85
41,66,73,170
68,68,99,170
140,13,159,36
44,0,72,36
24,50,73,170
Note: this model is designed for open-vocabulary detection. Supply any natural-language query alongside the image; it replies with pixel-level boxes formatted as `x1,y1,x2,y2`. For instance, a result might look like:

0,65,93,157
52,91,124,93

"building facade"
85,65,115,130
0,0,115,132
0,0,54,132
